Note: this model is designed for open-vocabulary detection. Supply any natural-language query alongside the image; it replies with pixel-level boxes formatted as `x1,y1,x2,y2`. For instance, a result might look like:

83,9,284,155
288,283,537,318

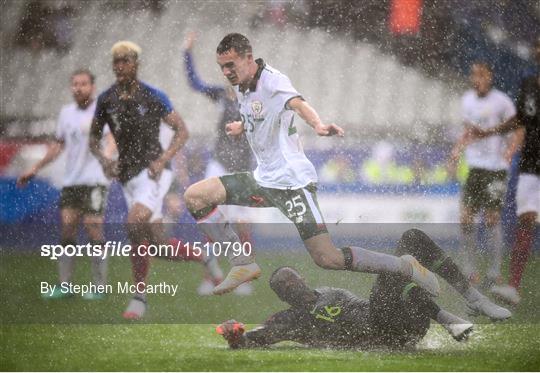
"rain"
1,0,539,371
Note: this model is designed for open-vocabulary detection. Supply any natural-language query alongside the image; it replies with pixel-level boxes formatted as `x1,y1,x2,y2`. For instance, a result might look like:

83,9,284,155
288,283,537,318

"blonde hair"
111,41,142,60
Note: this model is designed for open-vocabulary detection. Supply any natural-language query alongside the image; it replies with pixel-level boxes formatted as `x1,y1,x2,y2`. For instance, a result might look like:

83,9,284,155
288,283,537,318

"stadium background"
1,0,539,371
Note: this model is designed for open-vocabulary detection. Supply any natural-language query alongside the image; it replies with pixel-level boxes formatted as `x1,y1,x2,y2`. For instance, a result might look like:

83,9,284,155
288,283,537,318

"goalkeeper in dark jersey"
217,229,511,349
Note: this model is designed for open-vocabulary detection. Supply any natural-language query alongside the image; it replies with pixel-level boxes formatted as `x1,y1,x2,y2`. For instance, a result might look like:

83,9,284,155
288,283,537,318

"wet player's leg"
370,275,473,344
82,185,108,300
369,274,433,348
395,228,511,321
492,173,540,305
482,170,507,286
151,170,224,288
44,187,83,299
272,185,439,296
120,170,162,319
460,169,483,284
184,173,260,295
58,207,81,286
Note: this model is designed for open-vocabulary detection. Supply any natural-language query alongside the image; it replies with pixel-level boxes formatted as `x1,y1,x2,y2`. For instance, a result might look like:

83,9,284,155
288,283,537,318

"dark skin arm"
89,118,118,179
147,110,189,180
218,310,307,349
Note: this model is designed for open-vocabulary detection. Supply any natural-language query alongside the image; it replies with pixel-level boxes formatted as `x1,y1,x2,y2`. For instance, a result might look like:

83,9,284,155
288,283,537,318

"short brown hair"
216,33,252,56
71,68,95,84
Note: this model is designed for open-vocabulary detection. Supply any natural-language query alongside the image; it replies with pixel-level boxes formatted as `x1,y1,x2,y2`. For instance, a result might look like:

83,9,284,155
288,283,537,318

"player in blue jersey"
89,41,219,319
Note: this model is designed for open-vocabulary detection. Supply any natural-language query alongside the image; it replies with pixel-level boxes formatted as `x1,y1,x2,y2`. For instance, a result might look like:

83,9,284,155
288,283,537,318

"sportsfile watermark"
1,223,537,324
40,240,253,261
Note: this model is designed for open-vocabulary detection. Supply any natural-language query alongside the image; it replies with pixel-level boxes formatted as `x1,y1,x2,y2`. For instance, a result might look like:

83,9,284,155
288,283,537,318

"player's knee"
400,229,426,246
485,212,500,227
183,185,207,212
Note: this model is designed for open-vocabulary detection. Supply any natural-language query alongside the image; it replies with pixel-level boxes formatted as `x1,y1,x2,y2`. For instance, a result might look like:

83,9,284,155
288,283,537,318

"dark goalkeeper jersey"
516,74,540,175
93,81,174,183
242,285,430,349
243,287,373,348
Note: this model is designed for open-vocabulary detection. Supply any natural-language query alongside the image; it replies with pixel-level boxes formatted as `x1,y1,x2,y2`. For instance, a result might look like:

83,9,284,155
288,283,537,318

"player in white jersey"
448,62,518,287
181,33,509,321
18,69,115,300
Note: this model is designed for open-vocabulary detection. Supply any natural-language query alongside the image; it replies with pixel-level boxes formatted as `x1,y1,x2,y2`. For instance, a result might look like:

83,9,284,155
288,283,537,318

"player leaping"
183,33,508,320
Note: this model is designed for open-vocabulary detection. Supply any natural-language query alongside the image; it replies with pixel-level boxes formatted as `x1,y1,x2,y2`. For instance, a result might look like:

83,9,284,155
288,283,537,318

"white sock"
91,256,108,287
58,255,75,284
197,208,254,266
486,224,503,280
437,309,467,325
464,287,484,303
349,246,408,276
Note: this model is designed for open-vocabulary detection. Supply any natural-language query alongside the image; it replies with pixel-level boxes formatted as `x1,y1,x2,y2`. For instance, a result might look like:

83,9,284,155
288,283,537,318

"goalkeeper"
217,229,510,349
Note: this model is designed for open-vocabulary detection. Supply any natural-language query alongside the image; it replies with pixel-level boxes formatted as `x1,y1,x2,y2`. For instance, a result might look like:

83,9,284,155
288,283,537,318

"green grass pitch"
1,252,539,371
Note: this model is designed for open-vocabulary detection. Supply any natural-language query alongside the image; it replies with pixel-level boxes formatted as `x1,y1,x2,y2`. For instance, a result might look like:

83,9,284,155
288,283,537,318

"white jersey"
235,60,317,189
55,101,109,187
461,89,516,171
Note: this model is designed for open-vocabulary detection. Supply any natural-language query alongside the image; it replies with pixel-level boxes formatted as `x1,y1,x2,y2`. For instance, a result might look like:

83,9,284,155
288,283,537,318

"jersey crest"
251,100,264,121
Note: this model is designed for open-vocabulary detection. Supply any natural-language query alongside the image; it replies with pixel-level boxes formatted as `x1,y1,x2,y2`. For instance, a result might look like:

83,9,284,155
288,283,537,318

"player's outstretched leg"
396,228,511,321
184,178,261,295
304,233,440,296
437,310,474,341
404,284,474,342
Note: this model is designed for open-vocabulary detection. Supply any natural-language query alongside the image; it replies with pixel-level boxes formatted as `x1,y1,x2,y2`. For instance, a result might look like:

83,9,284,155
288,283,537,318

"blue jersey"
184,50,251,172
93,82,174,183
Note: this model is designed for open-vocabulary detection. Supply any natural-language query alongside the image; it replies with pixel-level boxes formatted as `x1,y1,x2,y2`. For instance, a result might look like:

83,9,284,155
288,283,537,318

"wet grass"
1,252,539,371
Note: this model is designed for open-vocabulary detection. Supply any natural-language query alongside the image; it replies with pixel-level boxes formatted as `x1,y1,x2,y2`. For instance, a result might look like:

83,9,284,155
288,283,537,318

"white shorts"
205,158,253,223
122,168,174,222
515,173,540,216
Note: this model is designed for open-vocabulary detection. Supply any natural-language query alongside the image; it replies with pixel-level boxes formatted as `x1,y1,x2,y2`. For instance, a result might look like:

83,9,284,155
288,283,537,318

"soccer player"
182,31,253,295
17,68,114,300
217,229,511,350
448,62,517,286
183,33,505,319
470,38,540,305
90,41,218,319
